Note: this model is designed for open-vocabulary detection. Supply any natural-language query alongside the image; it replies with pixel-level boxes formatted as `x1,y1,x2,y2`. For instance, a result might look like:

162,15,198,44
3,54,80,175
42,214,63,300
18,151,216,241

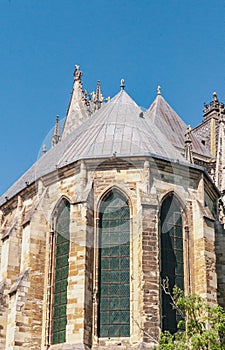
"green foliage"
158,286,225,350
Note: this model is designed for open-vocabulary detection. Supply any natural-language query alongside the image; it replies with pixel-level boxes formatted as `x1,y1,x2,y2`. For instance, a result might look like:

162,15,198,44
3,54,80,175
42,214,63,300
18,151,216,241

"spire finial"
52,115,61,148
120,79,125,90
95,80,102,110
185,124,192,137
157,85,161,95
42,144,47,154
213,91,218,104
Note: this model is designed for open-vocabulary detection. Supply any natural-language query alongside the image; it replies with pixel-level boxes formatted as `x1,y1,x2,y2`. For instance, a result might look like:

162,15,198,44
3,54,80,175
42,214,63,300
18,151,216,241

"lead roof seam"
89,93,121,155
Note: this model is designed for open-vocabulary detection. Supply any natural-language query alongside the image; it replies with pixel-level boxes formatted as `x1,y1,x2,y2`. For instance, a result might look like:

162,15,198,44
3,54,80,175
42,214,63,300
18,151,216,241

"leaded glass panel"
98,191,130,338
52,200,70,344
160,194,184,334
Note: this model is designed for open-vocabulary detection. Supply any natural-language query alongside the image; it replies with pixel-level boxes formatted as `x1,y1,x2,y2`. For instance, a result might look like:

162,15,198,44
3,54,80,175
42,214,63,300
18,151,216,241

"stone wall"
0,157,220,349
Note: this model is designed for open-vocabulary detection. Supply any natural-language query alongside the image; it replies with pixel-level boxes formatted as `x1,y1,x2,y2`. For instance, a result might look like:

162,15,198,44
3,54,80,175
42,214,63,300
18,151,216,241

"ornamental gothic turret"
0,66,225,349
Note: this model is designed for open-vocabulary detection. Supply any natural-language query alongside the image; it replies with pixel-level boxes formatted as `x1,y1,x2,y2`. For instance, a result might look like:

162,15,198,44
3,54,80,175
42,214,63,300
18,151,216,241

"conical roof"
0,89,187,205
146,94,212,157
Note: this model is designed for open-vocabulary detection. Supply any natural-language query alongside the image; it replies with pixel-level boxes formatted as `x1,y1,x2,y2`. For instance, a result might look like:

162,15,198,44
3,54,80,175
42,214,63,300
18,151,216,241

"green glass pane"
61,266,69,278
109,284,119,296
56,257,63,268
120,284,129,296
110,298,118,310
100,298,109,310
100,311,109,324
55,281,61,293
109,325,120,337
120,245,129,256
120,207,129,219
176,249,183,262
101,271,109,283
61,256,68,267
175,225,182,237
54,293,61,306
58,331,66,343
61,291,67,304
53,306,59,317
120,325,130,336
59,317,67,330
120,298,129,309
101,259,108,270
120,232,129,244
176,276,184,289
102,212,110,220
61,279,68,291
121,311,130,323
174,213,182,226
101,220,109,229
110,246,120,257
59,304,67,316
52,332,58,344
121,271,129,282
110,257,119,269
110,233,120,245
57,233,65,243
55,268,61,280
56,244,63,256
101,284,108,296
121,257,129,269
175,238,183,250
99,328,108,337
53,319,58,330
176,263,184,275
110,311,120,324
101,247,109,256
110,271,119,282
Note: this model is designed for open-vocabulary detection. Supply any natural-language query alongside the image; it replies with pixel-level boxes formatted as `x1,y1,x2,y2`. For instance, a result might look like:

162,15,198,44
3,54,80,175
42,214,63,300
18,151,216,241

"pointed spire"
52,115,61,148
95,80,102,110
184,125,194,163
61,65,89,140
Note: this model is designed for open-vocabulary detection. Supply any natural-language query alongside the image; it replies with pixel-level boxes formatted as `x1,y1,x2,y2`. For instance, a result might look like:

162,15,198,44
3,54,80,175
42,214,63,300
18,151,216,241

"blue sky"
0,0,224,195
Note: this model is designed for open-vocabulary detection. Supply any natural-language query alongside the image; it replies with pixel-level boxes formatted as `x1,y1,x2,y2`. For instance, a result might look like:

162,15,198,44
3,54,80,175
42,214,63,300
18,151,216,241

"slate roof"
146,94,212,158
0,89,188,205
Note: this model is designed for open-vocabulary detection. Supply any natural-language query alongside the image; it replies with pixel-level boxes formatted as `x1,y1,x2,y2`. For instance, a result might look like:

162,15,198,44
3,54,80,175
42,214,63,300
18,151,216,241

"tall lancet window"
160,194,184,334
98,191,130,338
52,199,70,344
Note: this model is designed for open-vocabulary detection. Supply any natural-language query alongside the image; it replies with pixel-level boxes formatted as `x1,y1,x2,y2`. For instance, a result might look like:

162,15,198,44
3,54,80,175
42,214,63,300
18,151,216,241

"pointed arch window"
98,191,130,338
160,194,184,334
52,199,70,344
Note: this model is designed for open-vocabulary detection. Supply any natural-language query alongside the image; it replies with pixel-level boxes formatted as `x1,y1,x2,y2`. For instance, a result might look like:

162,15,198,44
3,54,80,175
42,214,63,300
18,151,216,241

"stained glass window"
52,200,70,344
98,191,130,338
160,194,184,334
